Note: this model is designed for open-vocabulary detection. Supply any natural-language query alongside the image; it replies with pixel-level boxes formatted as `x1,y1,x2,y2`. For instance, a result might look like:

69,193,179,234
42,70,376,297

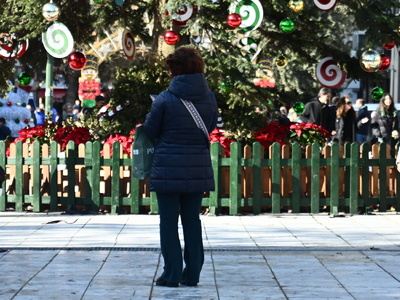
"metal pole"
390,46,399,102
45,53,53,116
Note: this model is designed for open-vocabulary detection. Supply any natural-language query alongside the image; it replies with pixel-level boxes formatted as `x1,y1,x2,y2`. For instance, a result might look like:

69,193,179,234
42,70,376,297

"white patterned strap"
180,99,210,144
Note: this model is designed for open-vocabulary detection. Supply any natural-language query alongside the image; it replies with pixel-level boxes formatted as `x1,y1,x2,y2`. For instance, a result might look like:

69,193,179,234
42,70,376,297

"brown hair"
166,47,205,77
336,96,347,118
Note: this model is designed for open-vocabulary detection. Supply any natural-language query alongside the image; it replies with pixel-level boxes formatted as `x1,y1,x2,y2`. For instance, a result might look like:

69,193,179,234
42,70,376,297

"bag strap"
180,99,210,146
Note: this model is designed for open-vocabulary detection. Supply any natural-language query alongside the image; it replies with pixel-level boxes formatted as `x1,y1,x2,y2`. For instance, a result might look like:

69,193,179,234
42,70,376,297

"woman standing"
332,96,356,144
143,47,218,287
371,93,399,156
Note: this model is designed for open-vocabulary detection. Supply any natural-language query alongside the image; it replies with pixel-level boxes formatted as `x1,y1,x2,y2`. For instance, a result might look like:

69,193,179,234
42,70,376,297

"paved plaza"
1,212,400,299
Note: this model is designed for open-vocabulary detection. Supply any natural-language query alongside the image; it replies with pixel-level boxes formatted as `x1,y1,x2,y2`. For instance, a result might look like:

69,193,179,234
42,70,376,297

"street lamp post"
45,53,53,116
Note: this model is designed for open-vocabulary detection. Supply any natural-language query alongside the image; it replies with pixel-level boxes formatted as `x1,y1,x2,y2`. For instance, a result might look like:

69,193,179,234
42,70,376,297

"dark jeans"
156,192,204,284
356,133,368,145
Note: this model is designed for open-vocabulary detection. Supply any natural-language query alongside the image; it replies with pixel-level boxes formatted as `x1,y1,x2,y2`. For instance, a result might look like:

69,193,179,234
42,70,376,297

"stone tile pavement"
1,212,400,299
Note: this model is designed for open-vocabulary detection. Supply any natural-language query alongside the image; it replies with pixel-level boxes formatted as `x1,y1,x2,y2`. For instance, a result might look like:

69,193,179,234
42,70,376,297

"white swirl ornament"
313,0,338,11
42,22,74,58
229,0,264,33
316,57,346,89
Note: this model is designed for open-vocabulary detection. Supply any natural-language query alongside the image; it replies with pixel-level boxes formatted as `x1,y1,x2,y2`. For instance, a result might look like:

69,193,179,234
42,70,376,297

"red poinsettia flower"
254,122,290,147
209,128,234,157
102,130,135,157
16,125,46,142
53,126,91,151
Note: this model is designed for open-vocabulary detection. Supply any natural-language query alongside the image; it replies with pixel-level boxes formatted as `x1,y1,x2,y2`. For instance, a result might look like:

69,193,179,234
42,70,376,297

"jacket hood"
168,73,210,102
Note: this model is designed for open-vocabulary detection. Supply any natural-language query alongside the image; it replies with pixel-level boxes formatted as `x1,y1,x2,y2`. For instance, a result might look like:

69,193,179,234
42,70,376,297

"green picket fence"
0,140,399,215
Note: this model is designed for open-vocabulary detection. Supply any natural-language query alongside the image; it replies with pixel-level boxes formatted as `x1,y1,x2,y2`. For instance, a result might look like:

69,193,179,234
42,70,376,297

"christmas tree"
0,0,399,142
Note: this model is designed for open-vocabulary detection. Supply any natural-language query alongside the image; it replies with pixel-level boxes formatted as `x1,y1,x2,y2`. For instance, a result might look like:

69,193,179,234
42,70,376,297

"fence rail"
0,140,399,215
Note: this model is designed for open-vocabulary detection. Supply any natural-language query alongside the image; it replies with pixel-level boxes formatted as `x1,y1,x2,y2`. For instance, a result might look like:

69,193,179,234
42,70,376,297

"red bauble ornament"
68,52,87,70
164,30,180,45
379,54,391,71
227,13,242,28
383,41,395,50
7,102,12,107
24,119,30,124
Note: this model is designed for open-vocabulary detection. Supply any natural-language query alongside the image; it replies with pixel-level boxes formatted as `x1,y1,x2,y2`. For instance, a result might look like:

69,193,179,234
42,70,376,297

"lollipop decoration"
229,0,264,33
313,0,338,11
0,33,29,59
42,22,74,58
122,29,135,60
167,2,196,26
238,37,258,60
316,57,347,89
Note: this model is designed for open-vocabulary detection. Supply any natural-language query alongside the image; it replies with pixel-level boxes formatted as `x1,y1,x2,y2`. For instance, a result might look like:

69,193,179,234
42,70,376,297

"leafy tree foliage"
1,0,400,142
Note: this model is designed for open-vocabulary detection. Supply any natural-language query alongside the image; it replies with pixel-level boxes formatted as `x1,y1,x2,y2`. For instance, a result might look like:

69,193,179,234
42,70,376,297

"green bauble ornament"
293,102,305,114
221,79,233,93
280,18,295,33
371,87,384,101
18,72,31,86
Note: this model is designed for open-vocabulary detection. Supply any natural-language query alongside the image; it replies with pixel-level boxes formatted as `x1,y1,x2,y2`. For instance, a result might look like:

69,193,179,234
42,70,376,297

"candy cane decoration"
316,57,346,89
0,33,29,59
122,30,135,60
229,0,264,32
97,100,131,121
167,2,196,26
313,0,338,11
42,22,74,58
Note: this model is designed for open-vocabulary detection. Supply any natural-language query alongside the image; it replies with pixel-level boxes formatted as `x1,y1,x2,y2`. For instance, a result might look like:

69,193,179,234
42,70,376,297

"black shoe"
181,281,198,287
155,277,179,287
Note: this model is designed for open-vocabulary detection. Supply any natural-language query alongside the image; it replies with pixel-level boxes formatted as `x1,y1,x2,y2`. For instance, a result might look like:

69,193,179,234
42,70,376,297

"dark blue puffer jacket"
142,73,218,193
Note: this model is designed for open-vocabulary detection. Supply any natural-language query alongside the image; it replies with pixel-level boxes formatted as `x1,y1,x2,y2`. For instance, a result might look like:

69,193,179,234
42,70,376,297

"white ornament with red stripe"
0,33,29,59
122,29,135,60
313,0,338,11
166,1,197,26
316,57,346,89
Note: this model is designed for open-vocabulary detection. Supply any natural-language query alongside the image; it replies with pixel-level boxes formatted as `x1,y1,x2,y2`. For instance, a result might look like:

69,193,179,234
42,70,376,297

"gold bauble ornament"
42,2,60,21
275,55,288,68
359,49,382,72
289,0,304,13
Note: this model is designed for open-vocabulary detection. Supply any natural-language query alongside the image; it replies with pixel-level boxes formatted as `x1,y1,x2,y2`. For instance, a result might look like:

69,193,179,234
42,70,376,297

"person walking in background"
371,93,399,156
0,118,11,140
355,98,370,145
34,107,45,126
299,87,335,133
332,96,356,144
60,103,78,123
142,47,218,288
